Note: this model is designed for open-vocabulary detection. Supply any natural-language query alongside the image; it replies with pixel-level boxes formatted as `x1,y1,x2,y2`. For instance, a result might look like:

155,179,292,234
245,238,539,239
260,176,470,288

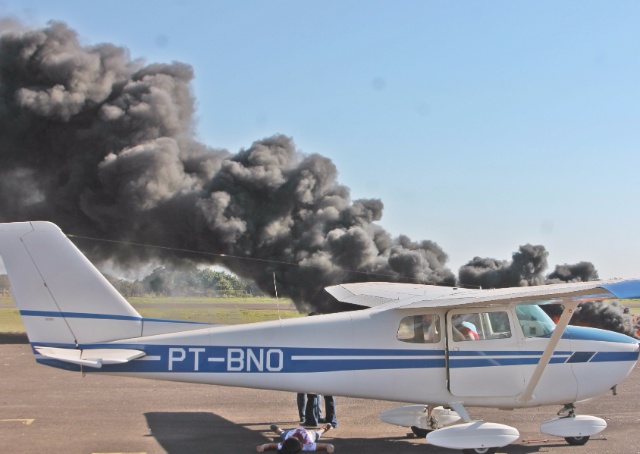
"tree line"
0,265,265,298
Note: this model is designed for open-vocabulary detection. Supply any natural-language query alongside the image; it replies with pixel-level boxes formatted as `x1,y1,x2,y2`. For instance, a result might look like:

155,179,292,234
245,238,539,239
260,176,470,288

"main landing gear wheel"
462,448,496,454
565,435,590,446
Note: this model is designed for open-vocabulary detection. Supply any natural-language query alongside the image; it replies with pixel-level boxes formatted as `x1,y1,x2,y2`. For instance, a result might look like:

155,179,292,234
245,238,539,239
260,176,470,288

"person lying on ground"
256,423,335,453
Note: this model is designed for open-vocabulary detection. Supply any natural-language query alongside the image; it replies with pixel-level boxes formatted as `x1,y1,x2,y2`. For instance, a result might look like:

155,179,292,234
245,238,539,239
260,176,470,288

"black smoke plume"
573,300,635,336
458,246,600,288
458,244,549,288
0,21,456,312
458,246,634,337
541,300,635,337
546,262,599,283
542,257,633,337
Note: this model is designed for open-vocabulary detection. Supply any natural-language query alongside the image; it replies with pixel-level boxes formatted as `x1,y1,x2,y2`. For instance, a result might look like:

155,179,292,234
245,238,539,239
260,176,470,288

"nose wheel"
539,403,604,447
462,448,496,454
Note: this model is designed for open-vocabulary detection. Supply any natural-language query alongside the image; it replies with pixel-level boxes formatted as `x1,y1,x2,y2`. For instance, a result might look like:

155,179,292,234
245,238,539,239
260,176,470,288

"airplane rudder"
0,222,76,345
0,221,143,345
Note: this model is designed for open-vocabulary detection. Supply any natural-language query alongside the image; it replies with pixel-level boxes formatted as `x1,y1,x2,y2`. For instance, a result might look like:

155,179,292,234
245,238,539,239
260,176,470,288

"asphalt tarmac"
2,342,640,454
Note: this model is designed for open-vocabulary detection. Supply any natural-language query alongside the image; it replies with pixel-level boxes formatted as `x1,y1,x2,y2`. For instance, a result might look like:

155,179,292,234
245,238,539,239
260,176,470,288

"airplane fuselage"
36,304,638,409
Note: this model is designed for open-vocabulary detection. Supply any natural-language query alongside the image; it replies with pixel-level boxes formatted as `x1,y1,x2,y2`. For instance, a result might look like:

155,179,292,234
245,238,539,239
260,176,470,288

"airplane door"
447,309,526,397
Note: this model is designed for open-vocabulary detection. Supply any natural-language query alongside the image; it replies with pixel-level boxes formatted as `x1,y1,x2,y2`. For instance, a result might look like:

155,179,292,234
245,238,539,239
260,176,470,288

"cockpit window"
516,304,555,338
452,311,512,342
397,314,441,343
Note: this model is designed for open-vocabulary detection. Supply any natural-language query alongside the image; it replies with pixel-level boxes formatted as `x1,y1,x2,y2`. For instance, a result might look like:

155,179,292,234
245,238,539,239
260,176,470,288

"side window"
452,311,512,342
397,314,441,343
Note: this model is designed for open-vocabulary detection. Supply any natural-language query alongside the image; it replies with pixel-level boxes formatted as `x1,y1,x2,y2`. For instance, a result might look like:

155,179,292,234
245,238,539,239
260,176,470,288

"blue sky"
2,0,639,279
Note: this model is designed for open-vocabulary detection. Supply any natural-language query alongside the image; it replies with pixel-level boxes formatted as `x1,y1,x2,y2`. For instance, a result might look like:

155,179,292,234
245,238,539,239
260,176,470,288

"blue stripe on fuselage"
31,343,638,374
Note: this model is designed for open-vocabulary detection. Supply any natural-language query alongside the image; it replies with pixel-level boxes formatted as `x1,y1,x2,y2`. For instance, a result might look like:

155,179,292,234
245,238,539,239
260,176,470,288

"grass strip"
0,297,302,334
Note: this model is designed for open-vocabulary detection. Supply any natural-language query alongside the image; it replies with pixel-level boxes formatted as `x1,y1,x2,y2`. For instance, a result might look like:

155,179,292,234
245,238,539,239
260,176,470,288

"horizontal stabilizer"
35,346,146,369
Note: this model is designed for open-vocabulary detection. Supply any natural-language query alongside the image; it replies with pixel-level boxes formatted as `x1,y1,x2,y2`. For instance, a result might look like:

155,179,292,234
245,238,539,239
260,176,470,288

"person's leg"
302,394,318,426
316,394,323,421
314,423,333,441
270,424,286,440
323,396,337,428
280,429,292,441
296,393,306,422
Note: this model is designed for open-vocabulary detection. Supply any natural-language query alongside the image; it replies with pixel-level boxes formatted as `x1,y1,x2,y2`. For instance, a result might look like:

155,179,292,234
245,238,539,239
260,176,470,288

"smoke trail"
0,21,455,311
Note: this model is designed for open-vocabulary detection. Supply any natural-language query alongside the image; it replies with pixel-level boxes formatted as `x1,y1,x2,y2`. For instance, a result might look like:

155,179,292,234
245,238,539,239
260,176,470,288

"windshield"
515,305,556,338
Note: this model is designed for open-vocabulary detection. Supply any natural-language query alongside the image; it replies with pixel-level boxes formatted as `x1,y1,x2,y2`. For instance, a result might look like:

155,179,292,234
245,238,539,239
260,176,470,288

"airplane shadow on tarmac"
145,412,265,453
144,412,563,453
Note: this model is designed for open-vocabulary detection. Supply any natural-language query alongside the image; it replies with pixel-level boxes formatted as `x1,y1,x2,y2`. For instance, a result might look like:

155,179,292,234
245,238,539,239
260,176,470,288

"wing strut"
517,301,579,403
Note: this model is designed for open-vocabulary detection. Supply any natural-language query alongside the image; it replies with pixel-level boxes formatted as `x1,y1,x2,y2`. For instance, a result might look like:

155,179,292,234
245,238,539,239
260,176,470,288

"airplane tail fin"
0,221,142,346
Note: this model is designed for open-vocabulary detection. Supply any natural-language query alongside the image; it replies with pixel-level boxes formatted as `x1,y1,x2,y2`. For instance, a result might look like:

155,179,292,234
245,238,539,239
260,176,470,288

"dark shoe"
300,422,318,427
321,417,338,427
410,426,430,438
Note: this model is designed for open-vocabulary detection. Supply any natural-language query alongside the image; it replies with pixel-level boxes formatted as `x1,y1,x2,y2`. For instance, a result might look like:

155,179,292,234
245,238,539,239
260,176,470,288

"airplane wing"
326,279,640,310
324,282,468,307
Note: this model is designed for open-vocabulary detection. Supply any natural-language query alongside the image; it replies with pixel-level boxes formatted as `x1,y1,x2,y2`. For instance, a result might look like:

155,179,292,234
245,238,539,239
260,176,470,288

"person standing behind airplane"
300,394,337,428
297,393,308,422
298,393,322,424
301,394,338,428
299,312,338,428
320,395,338,428
298,314,321,427
301,394,321,427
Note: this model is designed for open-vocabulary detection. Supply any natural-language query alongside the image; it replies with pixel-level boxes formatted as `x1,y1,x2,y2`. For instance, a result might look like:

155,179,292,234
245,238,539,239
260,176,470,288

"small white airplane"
1,221,639,453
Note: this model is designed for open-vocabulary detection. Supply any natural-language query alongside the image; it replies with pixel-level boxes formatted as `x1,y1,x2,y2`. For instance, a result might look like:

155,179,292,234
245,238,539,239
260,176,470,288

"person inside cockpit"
452,315,479,341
